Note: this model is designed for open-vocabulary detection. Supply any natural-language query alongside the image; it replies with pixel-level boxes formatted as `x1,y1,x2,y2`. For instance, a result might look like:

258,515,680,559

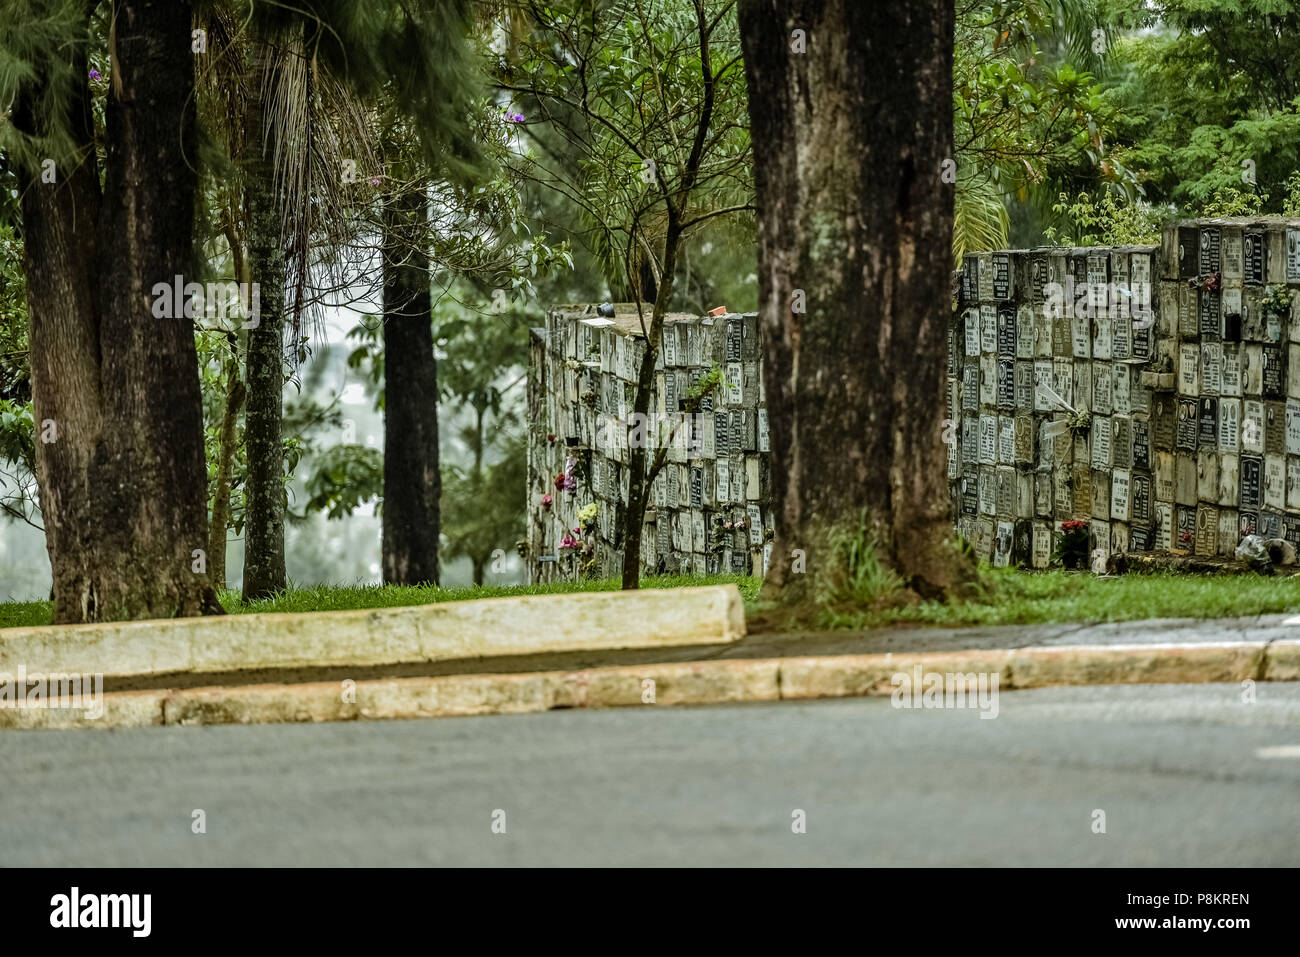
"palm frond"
953,170,1010,264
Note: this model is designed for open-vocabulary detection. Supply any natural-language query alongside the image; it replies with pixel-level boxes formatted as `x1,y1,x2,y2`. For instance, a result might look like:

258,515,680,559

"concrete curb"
5,637,1297,730
0,585,746,681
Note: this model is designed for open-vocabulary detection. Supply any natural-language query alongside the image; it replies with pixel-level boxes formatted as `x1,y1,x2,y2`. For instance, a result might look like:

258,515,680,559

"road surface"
2,682,1298,865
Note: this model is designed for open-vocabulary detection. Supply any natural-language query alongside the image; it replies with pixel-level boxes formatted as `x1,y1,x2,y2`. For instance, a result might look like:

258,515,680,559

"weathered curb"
0,585,746,681
5,637,1297,730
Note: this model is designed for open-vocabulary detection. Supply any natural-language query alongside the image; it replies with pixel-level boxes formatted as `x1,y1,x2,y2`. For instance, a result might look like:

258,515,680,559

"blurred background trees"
4,0,1300,605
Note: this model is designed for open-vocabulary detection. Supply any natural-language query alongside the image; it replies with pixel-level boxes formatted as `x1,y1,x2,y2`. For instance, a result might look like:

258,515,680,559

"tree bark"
17,0,222,623
738,0,974,608
381,188,441,586
208,346,245,592
620,227,680,589
241,39,288,600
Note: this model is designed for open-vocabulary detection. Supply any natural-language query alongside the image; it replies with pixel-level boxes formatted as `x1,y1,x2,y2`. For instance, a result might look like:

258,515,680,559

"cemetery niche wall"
525,219,1300,582
950,218,1300,567
526,305,772,583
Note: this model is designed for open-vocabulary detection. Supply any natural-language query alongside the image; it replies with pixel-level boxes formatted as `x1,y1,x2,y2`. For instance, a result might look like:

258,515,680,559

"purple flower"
88,69,102,81
505,111,524,123
369,176,381,186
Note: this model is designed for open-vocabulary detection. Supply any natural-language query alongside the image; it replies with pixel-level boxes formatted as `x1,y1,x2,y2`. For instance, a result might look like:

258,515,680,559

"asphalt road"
3,682,1299,866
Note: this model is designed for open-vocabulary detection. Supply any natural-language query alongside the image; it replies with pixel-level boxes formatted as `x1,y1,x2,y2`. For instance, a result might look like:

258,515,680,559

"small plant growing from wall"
1260,284,1291,328
681,364,726,414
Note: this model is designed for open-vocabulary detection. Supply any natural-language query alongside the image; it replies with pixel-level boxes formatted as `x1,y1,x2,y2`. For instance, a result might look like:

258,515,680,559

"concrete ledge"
0,585,746,681
157,659,782,727
1005,642,1265,688
4,636,1296,730
1264,639,1300,681
0,688,165,730
778,650,1014,700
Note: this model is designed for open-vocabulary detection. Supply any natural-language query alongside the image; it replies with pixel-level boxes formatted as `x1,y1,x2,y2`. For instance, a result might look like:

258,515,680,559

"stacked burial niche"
526,305,772,583
525,218,1300,579
950,218,1300,566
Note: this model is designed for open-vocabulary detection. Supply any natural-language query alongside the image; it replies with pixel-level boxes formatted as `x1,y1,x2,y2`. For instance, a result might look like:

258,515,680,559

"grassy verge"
0,574,762,630
3,567,1299,632
812,565,1300,630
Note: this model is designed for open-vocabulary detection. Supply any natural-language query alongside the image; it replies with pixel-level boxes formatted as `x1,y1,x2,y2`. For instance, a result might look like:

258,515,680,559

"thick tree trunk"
17,0,222,623
241,41,288,600
739,0,974,608
381,188,440,586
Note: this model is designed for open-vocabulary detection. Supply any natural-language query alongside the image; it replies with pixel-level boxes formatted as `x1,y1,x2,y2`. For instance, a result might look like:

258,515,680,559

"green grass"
0,574,763,630
813,566,1300,631
3,567,1299,632
0,600,51,630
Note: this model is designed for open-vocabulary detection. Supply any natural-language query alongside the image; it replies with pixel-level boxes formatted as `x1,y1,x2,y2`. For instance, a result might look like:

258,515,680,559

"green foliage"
345,287,533,580
436,296,531,579
1101,0,1300,213
196,332,245,528
907,565,1300,628
0,222,28,402
244,0,488,183
300,444,384,519
1260,283,1292,324
681,363,724,413
1052,520,1090,569
955,1,1128,250
816,514,906,627
0,0,93,168
497,0,752,303
1042,189,1164,245
953,171,1011,263
441,449,526,576
1198,185,1268,217
0,220,37,528
798,564,1300,631
224,572,763,616
0,397,37,527
1281,171,1300,216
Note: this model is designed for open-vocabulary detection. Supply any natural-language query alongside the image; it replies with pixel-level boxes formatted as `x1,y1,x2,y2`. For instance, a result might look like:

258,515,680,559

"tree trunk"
209,346,245,592
738,0,974,608
621,228,680,589
470,402,485,584
17,0,222,623
241,40,288,600
381,188,441,586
